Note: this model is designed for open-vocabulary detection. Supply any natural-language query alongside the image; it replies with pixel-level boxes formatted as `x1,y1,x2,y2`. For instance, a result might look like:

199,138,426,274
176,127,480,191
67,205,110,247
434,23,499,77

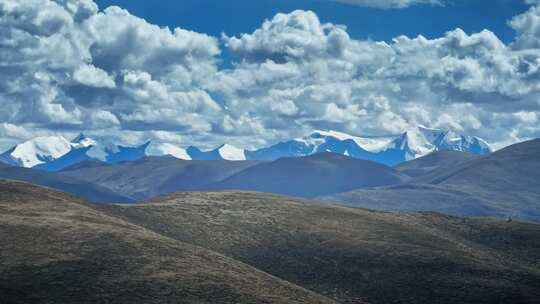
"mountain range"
0,136,537,222
0,126,492,171
323,138,540,222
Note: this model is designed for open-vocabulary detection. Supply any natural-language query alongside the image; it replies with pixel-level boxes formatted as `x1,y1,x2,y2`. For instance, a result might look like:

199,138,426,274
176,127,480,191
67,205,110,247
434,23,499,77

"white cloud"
73,64,116,88
217,9,540,145
510,4,540,49
0,0,223,146
0,1,540,151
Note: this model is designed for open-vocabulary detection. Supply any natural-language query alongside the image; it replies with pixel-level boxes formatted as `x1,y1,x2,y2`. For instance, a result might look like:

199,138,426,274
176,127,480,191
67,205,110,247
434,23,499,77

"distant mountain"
60,153,409,201
60,156,260,200
106,141,151,163
246,130,391,161
247,127,492,165
0,126,493,170
37,135,155,171
212,153,408,198
187,144,246,161
324,139,540,222
0,166,133,203
0,136,73,168
34,134,107,172
147,142,191,160
395,150,481,177
414,138,540,195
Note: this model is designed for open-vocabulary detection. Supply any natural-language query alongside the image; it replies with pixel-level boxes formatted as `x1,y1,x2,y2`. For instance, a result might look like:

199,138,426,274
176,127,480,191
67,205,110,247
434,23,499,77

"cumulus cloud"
1,0,540,151
0,0,225,147
510,4,540,49
218,9,540,147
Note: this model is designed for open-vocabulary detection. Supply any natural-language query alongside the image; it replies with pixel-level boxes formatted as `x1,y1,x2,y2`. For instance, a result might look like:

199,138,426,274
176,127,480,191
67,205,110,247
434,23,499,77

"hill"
0,167,133,203
394,150,481,177
325,139,540,222
102,191,540,304
60,156,260,200
0,180,336,304
211,153,408,198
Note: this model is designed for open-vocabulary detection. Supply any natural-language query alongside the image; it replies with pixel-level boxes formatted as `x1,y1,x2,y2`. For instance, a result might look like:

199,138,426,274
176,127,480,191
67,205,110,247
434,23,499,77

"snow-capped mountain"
35,134,154,171
0,136,73,168
381,126,492,163
187,144,246,161
147,143,191,160
71,133,97,149
246,127,492,165
106,141,151,164
245,130,388,161
34,134,108,171
0,126,493,170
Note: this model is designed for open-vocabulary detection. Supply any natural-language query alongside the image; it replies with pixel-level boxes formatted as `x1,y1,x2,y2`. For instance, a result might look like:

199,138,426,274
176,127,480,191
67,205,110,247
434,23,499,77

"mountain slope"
60,156,260,201
34,134,108,172
325,139,540,222
0,180,335,304
395,150,481,177
147,142,191,160
102,191,540,304
0,167,133,203
0,136,73,168
246,130,391,161
246,127,491,165
106,141,151,163
187,144,246,161
0,126,492,169
212,153,408,198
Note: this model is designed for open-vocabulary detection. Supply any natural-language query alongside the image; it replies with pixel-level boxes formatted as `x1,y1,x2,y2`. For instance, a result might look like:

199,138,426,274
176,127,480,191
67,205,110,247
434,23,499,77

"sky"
1,0,540,151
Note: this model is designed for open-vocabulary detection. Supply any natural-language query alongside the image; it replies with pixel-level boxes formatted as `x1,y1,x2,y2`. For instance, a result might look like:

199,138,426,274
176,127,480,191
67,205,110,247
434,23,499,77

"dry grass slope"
0,181,336,304
103,191,540,304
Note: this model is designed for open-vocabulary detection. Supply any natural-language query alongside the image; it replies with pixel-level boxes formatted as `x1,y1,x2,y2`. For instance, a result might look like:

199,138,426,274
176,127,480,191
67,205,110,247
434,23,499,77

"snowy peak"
385,126,492,162
305,130,391,152
247,127,492,165
184,144,246,161
0,126,493,169
106,141,151,163
71,133,97,148
216,144,246,161
0,136,72,168
387,127,440,160
248,129,392,161
147,142,191,160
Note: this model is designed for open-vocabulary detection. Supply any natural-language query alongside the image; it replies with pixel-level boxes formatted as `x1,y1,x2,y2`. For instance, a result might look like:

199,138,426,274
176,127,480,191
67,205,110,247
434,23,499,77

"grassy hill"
0,180,336,304
101,191,540,304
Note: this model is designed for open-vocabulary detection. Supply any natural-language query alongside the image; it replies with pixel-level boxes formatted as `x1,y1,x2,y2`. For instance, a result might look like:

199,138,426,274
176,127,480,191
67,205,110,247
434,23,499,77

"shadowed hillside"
0,167,133,203
102,191,540,304
60,156,260,200
0,180,336,304
395,150,481,177
211,153,408,198
325,139,540,222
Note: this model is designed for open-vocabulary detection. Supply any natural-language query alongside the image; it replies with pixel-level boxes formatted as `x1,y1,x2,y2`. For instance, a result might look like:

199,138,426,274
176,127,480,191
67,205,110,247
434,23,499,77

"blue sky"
1,0,539,151
94,0,529,43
